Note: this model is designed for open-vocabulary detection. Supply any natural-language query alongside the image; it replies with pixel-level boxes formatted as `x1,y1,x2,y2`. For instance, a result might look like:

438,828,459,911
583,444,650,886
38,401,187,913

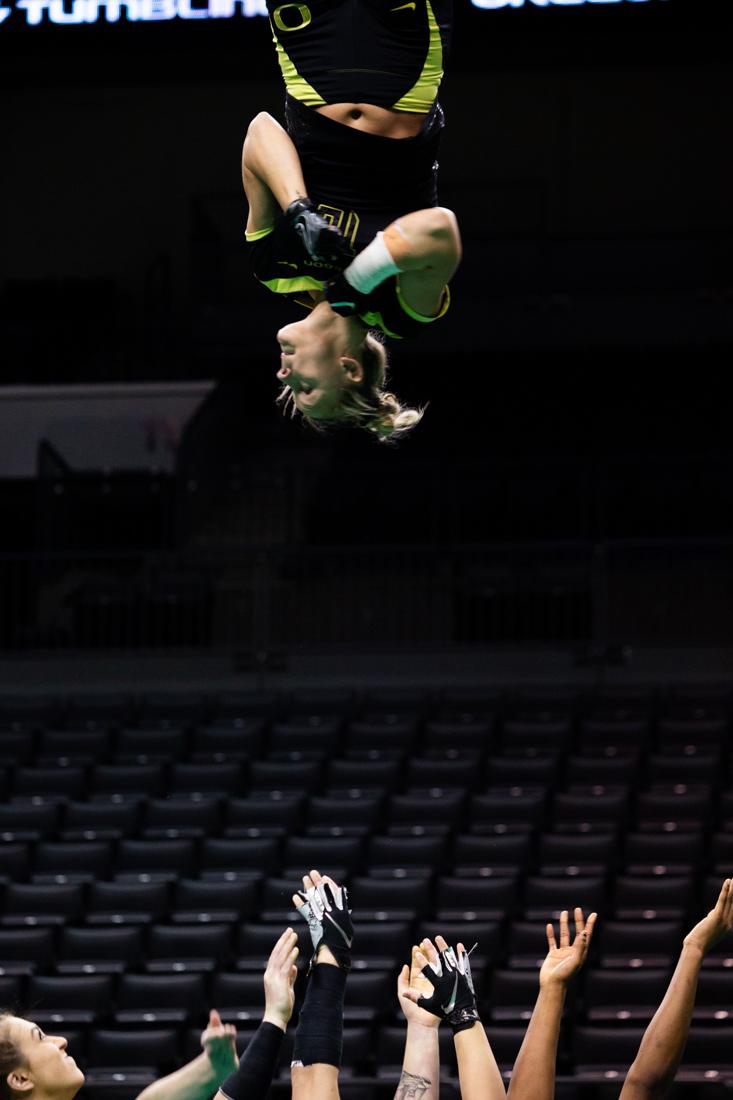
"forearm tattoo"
396,1071,433,1100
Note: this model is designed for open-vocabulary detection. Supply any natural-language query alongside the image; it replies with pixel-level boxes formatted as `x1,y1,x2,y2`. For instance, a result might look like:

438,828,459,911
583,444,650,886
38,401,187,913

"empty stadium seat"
226,793,303,835
485,969,540,1022
61,799,141,840
86,1028,181,1072
200,837,279,875
115,972,205,1024
116,839,196,877
613,875,695,920
57,926,143,974
146,923,232,972
87,880,170,925
0,927,55,974
471,789,546,832
349,876,431,921
28,973,113,1025
143,797,223,838
368,833,447,871
623,830,703,874
436,875,518,920
583,967,672,1023
2,882,84,926
522,875,606,921
453,831,531,872
573,1025,645,1077
596,920,684,969
33,840,112,881
172,878,259,922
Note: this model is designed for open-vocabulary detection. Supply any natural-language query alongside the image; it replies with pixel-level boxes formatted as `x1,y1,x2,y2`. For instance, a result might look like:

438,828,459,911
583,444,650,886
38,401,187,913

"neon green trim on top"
245,226,276,243
261,275,325,294
358,308,402,339
392,0,444,113
396,280,451,322
271,21,326,107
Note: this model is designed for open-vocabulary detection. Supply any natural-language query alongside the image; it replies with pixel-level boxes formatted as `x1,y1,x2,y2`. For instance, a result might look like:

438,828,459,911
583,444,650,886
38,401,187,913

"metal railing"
1,539,731,654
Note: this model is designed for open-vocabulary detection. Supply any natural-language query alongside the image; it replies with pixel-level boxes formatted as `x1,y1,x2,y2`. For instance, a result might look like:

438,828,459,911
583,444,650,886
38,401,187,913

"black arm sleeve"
219,1021,284,1100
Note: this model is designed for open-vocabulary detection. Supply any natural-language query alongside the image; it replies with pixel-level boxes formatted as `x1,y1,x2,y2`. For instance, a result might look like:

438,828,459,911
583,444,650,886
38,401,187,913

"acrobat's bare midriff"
315,102,425,138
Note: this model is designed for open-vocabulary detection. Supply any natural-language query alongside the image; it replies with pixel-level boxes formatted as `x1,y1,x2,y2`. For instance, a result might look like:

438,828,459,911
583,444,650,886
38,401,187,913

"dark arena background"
2,0,733,1097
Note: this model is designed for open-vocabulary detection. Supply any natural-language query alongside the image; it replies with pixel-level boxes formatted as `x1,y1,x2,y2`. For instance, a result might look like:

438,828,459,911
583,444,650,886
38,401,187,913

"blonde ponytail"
276,330,425,442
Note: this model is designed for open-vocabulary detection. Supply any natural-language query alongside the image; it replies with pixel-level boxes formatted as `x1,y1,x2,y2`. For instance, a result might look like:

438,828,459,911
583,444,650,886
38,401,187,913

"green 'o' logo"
273,3,312,30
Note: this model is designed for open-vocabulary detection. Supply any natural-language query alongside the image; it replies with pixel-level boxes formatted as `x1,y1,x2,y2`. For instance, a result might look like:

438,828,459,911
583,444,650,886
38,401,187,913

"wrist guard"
416,943,479,1033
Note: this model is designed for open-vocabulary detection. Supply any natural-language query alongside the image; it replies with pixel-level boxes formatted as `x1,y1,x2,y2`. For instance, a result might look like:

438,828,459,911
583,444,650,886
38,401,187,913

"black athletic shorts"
285,93,443,249
266,0,452,112
246,211,450,340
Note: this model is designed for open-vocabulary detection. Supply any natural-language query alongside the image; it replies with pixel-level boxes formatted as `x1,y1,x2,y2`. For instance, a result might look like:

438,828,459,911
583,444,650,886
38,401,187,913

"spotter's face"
2,1017,85,1098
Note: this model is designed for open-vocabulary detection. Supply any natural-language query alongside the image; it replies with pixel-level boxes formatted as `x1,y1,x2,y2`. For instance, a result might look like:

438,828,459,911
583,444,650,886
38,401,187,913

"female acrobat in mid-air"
242,0,461,440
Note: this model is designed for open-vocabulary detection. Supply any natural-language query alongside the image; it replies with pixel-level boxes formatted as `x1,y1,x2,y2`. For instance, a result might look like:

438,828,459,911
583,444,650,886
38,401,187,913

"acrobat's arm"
507,909,595,1100
134,1010,237,1100
242,112,308,235
214,928,299,1100
619,879,733,1100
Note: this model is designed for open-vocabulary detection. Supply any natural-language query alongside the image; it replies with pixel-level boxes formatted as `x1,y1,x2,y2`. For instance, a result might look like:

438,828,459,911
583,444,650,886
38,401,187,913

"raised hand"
684,878,733,955
539,908,596,989
201,1008,238,1073
398,943,442,1029
292,867,353,970
262,927,300,1029
402,935,479,1032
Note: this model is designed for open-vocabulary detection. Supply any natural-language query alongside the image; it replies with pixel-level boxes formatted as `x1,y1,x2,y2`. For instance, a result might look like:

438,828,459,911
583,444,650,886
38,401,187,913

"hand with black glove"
324,271,372,318
292,868,354,971
285,198,352,266
401,935,480,1033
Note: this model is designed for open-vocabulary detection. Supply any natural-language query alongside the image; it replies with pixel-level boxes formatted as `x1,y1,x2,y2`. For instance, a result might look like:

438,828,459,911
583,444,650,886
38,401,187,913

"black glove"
285,198,351,266
295,879,354,971
324,272,371,317
414,943,479,1033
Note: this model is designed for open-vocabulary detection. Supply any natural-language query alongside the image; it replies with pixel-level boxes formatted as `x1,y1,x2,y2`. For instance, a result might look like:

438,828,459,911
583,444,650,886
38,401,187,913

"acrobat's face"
1,1016,85,1098
276,306,365,421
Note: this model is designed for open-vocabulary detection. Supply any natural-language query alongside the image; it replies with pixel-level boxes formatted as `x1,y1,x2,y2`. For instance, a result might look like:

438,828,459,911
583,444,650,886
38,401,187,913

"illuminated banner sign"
0,0,265,23
0,0,667,27
472,0,666,7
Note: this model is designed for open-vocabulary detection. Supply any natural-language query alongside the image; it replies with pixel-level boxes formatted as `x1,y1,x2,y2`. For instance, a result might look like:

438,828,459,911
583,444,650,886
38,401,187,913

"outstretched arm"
619,878,733,1100
215,927,299,1100
135,1010,237,1100
291,869,353,1100
507,908,596,1100
395,945,442,1100
402,935,505,1100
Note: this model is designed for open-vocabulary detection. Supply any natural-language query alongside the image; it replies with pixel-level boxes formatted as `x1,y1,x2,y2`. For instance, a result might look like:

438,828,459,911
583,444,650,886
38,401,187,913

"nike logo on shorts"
391,2,416,11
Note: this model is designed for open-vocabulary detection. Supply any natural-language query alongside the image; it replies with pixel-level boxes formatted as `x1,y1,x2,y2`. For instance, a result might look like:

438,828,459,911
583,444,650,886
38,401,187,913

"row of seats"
1,787,730,844
0,873,729,926
3,829,733,877
2,718,732,757
3,752,733,789
4,961,733,1029
0,915,726,969
2,684,731,724
1,915,732,980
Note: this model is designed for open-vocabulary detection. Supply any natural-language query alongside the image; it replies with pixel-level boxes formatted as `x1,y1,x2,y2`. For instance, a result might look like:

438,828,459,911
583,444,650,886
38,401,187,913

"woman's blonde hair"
277,331,425,443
